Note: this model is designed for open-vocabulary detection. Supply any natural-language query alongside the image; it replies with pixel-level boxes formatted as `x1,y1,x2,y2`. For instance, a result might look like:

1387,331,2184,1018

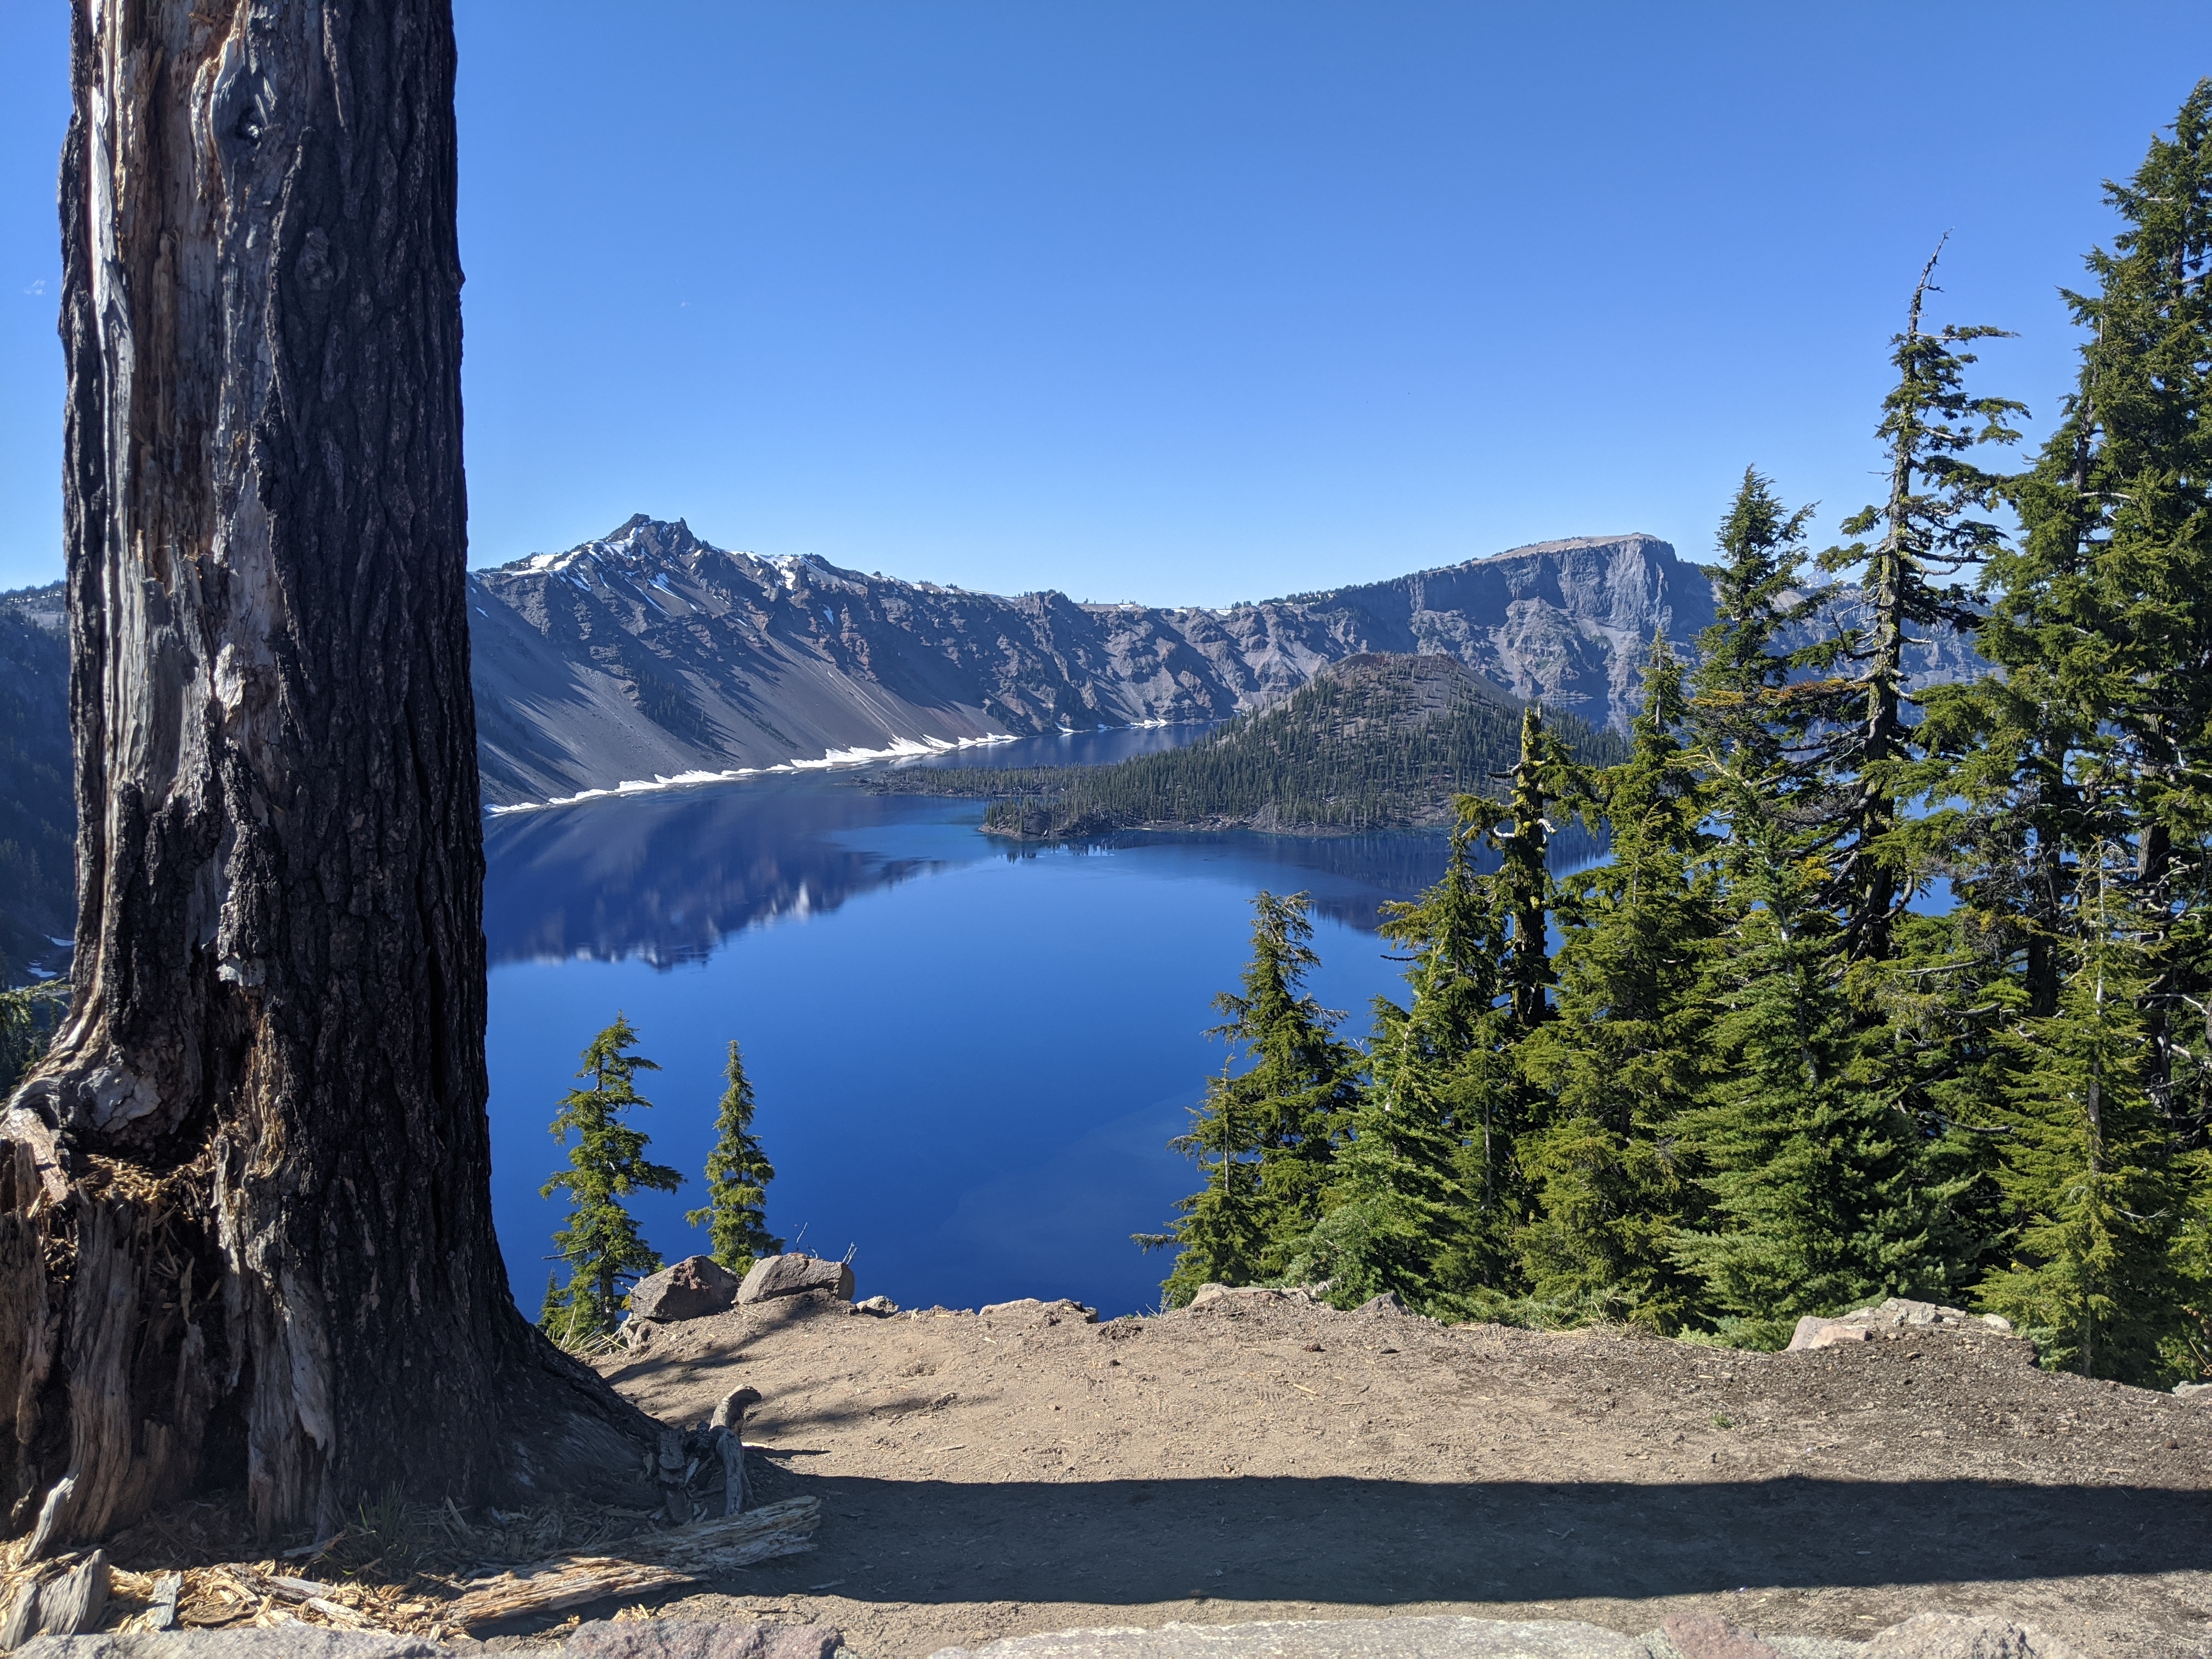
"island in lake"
862,652,1624,842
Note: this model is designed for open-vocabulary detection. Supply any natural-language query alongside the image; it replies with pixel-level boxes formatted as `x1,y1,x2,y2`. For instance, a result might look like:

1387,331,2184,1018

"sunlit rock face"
467,520,1751,808
4,522,1991,825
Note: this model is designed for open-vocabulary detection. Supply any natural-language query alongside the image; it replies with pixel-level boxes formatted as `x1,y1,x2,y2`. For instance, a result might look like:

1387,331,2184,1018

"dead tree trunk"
0,0,659,1550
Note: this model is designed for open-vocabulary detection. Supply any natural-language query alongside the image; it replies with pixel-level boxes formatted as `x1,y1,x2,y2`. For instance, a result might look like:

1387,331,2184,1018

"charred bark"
0,0,658,1549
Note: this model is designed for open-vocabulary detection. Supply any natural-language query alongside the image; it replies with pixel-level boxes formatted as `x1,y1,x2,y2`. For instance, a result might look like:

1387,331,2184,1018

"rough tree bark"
0,0,659,1550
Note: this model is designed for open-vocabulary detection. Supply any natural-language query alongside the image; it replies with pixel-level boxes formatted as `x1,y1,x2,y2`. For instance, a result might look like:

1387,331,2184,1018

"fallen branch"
443,1496,820,1631
443,1559,692,1632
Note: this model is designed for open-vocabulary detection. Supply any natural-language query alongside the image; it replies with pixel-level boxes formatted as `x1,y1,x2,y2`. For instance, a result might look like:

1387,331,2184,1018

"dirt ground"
578,1290,2212,1659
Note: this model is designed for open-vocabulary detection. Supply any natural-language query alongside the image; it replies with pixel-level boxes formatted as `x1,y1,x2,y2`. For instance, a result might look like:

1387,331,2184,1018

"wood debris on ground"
0,1494,819,1649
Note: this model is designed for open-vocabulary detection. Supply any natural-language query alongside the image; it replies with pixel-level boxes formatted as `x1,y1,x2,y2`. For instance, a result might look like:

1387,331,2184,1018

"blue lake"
481,727,1462,1318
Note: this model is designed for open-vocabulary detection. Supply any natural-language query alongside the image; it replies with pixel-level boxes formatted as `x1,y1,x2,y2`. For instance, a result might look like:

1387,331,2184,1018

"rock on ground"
632,1257,743,1323
1656,1612,1793,1658
1860,1613,2087,1658
738,1255,855,1306
924,1616,1655,1659
1786,1301,2015,1354
566,1618,843,1659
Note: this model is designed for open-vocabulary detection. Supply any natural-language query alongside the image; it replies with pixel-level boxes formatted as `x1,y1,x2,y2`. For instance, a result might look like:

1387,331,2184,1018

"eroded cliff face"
10,521,1987,820
467,518,1714,806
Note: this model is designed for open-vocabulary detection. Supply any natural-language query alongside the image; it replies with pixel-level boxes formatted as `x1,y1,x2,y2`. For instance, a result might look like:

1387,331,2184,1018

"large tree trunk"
0,0,658,1551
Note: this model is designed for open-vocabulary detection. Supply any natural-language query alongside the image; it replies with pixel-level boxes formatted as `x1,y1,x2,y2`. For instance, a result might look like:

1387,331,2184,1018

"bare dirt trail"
583,1292,2212,1659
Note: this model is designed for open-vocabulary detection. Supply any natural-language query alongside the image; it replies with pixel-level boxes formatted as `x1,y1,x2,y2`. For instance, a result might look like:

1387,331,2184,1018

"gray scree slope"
5,521,1984,821
468,517,1719,808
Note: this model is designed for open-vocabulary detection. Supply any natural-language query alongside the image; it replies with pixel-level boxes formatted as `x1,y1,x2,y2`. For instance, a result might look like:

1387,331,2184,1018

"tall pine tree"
1976,836,2192,1384
1679,473,1965,1344
541,1015,685,1338
1154,891,1363,1306
1290,806,1517,1308
1817,243,2024,964
1518,640,1723,1327
2002,82,2212,1138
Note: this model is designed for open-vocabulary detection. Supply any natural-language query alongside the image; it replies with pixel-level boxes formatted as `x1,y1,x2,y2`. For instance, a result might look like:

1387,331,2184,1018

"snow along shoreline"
483,732,1023,815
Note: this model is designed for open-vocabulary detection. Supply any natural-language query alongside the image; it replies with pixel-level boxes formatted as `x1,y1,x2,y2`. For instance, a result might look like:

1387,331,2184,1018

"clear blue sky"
4,4,2210,605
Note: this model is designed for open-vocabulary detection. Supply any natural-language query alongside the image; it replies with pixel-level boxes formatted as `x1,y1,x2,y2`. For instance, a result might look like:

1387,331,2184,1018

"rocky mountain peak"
444,515,1985,808
500,514,716,577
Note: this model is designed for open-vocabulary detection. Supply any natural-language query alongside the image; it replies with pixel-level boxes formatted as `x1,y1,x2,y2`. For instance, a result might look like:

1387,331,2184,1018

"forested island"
1132,88,2212,1392
864,653,1625,843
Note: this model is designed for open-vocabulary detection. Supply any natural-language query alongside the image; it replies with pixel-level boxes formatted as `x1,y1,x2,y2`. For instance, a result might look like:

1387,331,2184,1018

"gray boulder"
566,1620,841,1659
1786,1317,1875,1351
1188,1284,1268,1308
1787,1298,2015,1352
854,1295,900,1317
736,1254,854,1306
1862,1613,2087,1658
1657,1613,1784,1659
630,1256,742,1323
925,1617,1654,1659
979,1297,1098,1325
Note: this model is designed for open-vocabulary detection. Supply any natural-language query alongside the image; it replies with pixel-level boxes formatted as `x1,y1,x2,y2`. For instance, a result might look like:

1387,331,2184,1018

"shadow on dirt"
730,1467,2206,1606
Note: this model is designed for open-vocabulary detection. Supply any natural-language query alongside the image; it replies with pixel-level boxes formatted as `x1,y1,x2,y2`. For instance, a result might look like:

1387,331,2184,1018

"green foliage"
1292,813,1520,1307
1973,848,2194,1383
686,1040,783,1273
1154,891,1364,1306
1516,642,1722,1328
1816,246,2024,963
0,591,73,985
540,1014,685,1339
0,981,67,1096
1668,846,1961,1347
972,656,1625,841
1143,75,2212,1387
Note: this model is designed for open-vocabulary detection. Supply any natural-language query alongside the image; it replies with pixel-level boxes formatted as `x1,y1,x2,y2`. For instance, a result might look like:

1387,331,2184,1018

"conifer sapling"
687,1040,784,1273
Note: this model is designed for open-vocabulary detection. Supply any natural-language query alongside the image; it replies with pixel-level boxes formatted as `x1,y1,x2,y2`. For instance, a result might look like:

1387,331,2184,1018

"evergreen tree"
1692,467,1821,780
541,1014,685,1339
1517,640,1723,1327
686,1040,783,1274
1996,81,2212,1136
1817,244,2024,964
1289,808,1518,1307
1680,473,1967,1344
0,983,64,1097
1976,838,2192,1384
1155,891,1363,1306
1923,83,2212,1376
1669,800,1963,1346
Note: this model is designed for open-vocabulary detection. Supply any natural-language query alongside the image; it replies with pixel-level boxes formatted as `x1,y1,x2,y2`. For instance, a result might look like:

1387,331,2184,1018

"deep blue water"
481,728,1458,1318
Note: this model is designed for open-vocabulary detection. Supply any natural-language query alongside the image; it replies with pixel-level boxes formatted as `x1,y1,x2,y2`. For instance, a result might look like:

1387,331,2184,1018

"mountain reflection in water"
482,726,1605,1315
484,724,1602,967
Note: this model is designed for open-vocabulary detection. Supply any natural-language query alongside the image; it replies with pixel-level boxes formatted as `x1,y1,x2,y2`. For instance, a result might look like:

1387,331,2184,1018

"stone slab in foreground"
927,1618,1665,1659
631,1257,743,1323
737,1255,854,1306
8,1612,2095,1659
926,1612,2091,1659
